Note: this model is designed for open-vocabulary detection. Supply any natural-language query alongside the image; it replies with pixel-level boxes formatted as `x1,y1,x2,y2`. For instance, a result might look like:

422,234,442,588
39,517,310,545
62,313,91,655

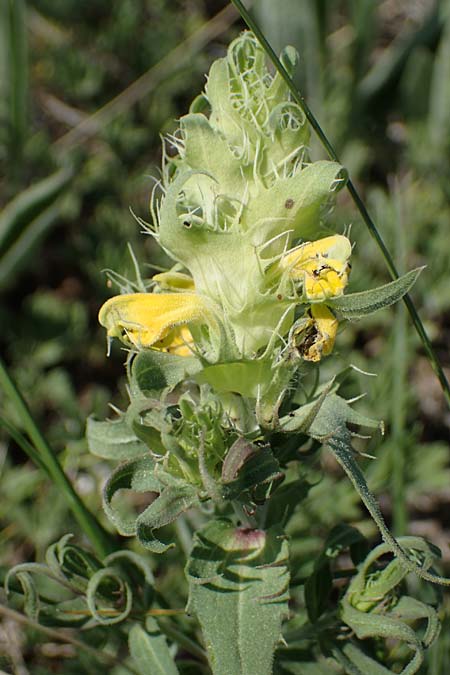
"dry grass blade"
53,4,242,152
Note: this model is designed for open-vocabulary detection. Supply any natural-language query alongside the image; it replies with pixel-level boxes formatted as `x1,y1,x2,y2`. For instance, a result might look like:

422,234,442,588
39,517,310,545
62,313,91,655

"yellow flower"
289,304,338,362
281,234,351,302
98,292,211,355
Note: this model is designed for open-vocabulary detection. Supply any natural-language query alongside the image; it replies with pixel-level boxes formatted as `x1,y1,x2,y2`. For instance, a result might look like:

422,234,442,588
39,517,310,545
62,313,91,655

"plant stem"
230,0,450,409
0,357,115,558
391,180,408,535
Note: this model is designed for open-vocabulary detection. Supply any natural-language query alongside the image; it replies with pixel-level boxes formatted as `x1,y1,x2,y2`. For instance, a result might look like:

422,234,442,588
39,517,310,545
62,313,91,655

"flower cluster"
99,33,349,383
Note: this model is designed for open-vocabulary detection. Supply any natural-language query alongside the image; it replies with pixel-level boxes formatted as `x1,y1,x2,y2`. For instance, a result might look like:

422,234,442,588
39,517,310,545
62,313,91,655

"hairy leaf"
186,518,289,675
129,619,179,675
103,456,199,552
329,268,423,319
131,349,202,394
86,415,148,460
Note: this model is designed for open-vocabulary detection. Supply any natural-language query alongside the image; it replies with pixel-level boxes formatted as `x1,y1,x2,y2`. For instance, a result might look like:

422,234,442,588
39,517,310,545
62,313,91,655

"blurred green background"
1,1,450,672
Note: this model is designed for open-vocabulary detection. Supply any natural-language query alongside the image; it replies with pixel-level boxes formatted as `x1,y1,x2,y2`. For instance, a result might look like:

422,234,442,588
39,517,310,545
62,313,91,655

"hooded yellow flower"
280,234,351,302
98,292,211,356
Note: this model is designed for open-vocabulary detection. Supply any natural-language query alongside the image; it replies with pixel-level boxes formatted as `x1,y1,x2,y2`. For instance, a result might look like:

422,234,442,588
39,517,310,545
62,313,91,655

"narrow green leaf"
102,457,159,536
186,518,289,675
105,549,155,588
304,524,367,623
357,6,442,106
0,357,115,559
304,561,332,623
264,478,311,529
341,602,425,675
0,0,28,175
335,643,392,675
329,268,424,319
14,572,40,622
0,167,72,255
129,620,179,675
0,168,73,288
45,534,103,591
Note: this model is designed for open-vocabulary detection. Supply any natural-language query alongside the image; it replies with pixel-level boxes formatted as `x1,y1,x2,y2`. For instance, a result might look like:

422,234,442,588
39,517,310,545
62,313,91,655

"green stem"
230,0,450,409
391,182,407,534
0,357,115,558
391,301,408,534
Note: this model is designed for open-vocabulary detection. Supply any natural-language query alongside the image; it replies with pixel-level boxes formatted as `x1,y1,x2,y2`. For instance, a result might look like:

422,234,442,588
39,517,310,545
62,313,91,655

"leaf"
0,0,28,172
304,524,367,623
86,415,148,460
196,359,273,398
105,549,155,588
0,167,72,255
186,518,289,675
181,113,244,198
136,479,199,553
4,560,90,628
131,349,202,394
221,439,283,501
264,477,311,529
129,620,179,675
329,268,423,319
45,533,103,592
304,562,332,624
0,168,73,288
341,603,426,675
13,571,40,622
103,457,199,552
334,643,392,675
307,393,381,439
279,377,337,433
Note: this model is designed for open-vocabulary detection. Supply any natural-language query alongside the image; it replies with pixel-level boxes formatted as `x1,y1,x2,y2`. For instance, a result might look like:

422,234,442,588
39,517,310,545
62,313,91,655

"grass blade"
0,0,28,180
0,357,115,558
